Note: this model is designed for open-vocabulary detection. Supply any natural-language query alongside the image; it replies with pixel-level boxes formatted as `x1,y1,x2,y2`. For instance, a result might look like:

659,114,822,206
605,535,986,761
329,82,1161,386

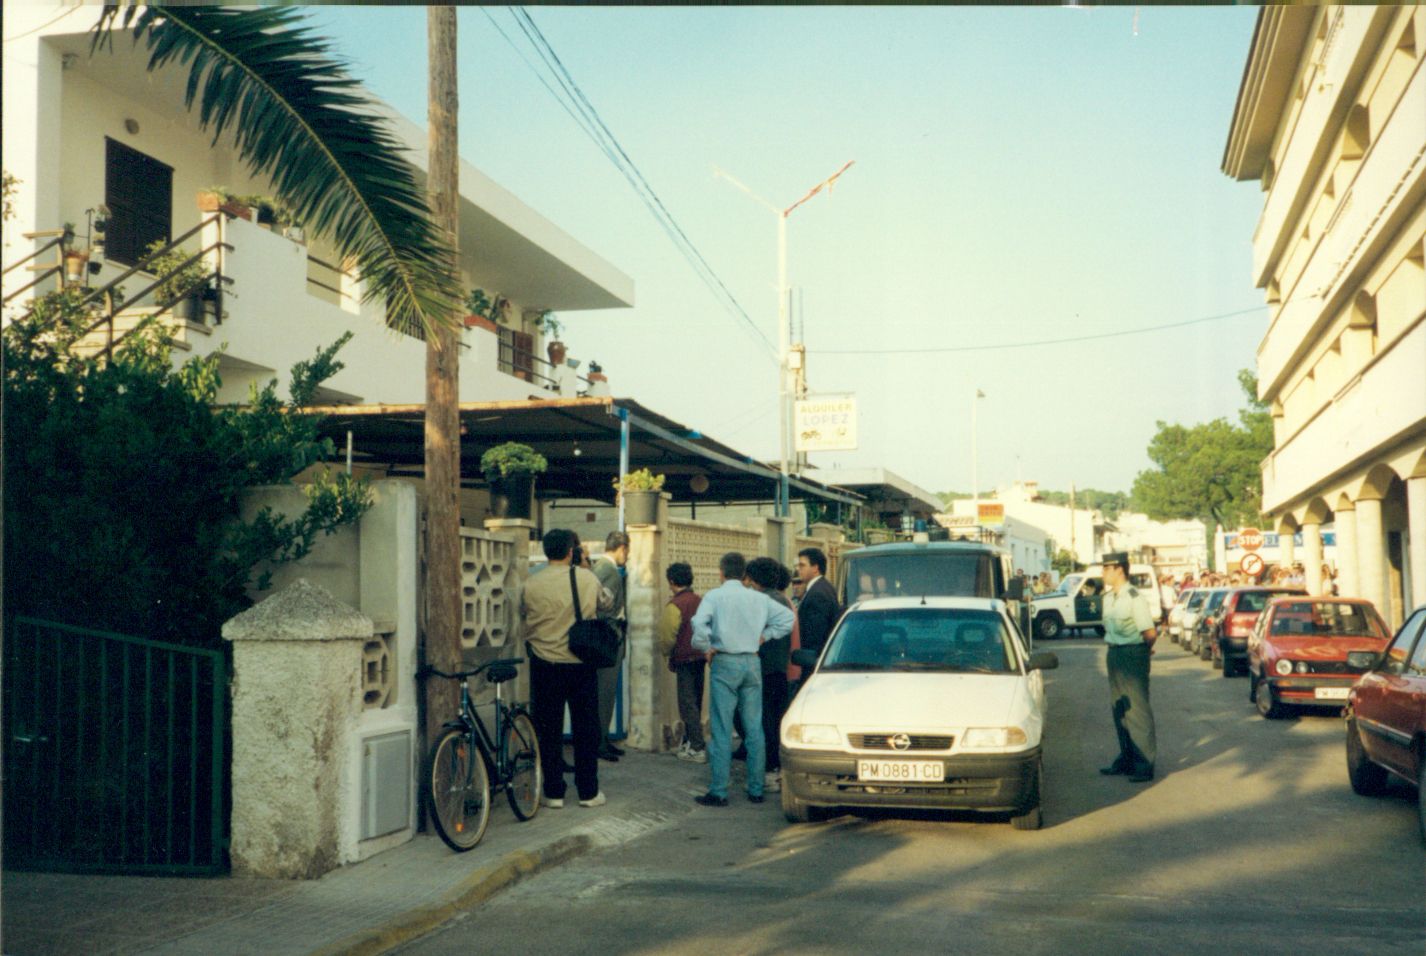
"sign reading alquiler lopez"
794,395,857,452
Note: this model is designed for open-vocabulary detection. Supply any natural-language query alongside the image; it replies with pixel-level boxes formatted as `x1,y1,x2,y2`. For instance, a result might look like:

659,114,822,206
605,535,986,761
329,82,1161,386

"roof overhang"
43,24,633,314
304,397,864,507
1221,7,1315,181
813,467,944,518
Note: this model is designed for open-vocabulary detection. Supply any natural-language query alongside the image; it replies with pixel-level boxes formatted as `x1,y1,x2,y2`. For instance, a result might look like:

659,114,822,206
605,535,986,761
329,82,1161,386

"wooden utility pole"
423,5,462,749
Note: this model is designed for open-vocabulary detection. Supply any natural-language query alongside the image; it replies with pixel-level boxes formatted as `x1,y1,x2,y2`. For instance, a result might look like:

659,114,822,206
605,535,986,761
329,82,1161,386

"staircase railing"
1,228,69,305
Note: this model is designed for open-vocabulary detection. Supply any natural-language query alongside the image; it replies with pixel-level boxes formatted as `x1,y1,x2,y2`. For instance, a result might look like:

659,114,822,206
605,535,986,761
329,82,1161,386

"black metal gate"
3,617,229,875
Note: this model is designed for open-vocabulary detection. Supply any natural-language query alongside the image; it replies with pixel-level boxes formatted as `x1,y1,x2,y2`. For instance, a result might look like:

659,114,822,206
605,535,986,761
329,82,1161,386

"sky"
309,4,1267,499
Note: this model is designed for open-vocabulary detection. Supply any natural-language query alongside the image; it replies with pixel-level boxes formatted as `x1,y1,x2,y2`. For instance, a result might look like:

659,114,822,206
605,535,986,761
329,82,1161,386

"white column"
1279,527,1295,572
1334,505,1359,599
1406,476,1425,613
1303,522,1324,596
1355,497,1388,618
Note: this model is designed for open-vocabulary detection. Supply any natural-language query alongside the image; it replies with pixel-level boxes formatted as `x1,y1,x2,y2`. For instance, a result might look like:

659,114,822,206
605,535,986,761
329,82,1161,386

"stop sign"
1238,528,1264,552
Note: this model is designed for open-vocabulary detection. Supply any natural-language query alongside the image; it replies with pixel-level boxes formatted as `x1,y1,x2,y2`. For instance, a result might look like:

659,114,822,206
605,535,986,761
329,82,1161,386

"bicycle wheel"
504,708,542,821
427,727,491,851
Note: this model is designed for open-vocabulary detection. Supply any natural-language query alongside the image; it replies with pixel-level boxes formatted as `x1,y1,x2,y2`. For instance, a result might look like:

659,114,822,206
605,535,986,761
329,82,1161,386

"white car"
1166,588,1198,641
781,596,1058,830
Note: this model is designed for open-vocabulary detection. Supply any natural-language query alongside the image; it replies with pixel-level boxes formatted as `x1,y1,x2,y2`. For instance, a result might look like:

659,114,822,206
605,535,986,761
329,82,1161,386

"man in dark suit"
794,547,841,666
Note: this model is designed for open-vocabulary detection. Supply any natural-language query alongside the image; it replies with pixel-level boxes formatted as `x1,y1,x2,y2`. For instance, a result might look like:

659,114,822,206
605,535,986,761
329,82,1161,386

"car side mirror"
1346,650,1380,670
1026,651,1059,672
791,648,820,672
1002,578,1026,602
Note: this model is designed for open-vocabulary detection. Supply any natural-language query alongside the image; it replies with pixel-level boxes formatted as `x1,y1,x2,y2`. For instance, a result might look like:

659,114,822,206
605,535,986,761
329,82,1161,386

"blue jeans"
708,653,764,799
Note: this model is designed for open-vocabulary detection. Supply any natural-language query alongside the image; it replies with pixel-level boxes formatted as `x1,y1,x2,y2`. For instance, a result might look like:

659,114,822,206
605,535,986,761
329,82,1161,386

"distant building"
933,511,1052,576
1222,6,1424,624
949,481,1110,567
1104,513,1210,577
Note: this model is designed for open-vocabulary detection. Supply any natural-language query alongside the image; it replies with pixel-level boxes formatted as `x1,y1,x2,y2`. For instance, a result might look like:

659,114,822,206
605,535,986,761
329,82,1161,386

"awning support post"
618,406,630,531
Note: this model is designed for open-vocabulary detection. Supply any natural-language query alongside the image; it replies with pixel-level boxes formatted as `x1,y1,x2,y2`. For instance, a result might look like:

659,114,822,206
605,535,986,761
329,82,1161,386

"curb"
310,833,594,956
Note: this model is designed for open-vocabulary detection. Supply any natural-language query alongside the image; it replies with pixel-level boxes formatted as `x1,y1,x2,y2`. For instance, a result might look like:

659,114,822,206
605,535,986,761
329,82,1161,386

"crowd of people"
519,528,841,810
1160,561,1339,596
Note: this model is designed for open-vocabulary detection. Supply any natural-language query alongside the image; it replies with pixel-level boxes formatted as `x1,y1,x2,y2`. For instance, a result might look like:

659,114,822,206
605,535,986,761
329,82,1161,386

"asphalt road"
400,638,1425,956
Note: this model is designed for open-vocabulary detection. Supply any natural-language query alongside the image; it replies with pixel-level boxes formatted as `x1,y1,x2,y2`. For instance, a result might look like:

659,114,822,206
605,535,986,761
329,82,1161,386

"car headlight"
784,724,840,746
961,727,1029,748
1275,659,1293,676
1296,661,1310,674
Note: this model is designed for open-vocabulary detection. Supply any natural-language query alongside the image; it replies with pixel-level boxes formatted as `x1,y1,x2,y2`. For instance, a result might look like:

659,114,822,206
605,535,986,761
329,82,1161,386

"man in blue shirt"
691,551,795,806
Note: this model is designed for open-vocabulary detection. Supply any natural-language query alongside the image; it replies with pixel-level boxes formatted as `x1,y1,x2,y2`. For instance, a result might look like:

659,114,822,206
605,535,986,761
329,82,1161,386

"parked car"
836,541,1028,643
780,596,1058,830
1031,563,1163,641
1206,586,1306,676
1344,605,1426,842
1174,589,1209,647
1166,588,1197,643
1246,597,1392,719
1188,588,1231,658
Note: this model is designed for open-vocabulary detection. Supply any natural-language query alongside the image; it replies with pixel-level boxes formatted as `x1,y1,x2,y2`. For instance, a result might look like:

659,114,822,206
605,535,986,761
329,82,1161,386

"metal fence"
3,617,228,875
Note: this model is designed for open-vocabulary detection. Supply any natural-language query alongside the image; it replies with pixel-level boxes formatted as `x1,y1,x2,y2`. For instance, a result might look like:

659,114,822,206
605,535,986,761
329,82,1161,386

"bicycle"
419,657,542,851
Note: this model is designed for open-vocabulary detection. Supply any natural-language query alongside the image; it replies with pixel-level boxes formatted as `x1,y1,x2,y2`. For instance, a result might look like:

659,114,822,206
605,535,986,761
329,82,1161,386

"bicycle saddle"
485,664,519,685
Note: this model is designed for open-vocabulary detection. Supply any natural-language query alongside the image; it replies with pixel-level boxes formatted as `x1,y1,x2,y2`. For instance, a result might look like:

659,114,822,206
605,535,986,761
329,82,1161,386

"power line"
489,8,778,360
809,305,1270,356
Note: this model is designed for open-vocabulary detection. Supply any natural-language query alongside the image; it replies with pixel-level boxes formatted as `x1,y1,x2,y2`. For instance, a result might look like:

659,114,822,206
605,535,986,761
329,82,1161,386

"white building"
2,6,633,406
949,481,1110,567
933,512,1053,576
1104,513,1210,576
1222,5,1424,624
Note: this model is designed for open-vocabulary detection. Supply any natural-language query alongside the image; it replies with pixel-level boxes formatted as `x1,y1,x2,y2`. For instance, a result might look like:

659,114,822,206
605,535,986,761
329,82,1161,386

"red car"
1345,606,1426,842
1206,586,1305,676
1246,597,1391,719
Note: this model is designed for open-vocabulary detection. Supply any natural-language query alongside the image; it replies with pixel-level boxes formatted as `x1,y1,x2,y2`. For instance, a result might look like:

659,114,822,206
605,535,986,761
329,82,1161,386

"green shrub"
613,468,665,493
3,291,369,646
480,442,547,481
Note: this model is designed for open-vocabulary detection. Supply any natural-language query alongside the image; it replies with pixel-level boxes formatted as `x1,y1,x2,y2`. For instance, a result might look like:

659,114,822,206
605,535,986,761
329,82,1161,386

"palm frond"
92,5,460,337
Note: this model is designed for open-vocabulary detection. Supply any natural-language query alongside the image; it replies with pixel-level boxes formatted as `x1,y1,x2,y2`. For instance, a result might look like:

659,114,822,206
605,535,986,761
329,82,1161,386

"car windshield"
1204,590,1227,610
1186,591,1207,610
843,553,991,604
1057,574,1082,595
1269,602,1386,638
821,608,1017,674
1235,590,1294,613
1130,573,1154,589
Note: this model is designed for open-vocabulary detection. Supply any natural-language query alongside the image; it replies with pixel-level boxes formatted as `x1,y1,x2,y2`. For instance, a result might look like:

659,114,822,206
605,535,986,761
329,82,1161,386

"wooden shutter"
104,138,173,266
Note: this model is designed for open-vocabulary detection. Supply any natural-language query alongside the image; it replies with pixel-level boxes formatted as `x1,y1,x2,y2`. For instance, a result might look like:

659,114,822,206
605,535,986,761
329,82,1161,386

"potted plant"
535,311,567,366
144,239,210,322
62,226,90,284
196,187,253,221
463,288,499,332
613,468,666,526
481,442,547,520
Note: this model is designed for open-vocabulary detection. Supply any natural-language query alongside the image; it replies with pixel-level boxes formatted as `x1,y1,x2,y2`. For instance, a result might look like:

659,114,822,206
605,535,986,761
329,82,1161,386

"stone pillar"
624,518,670,752
1408,476,1426,613
484,517,535,699
223,579,373,879
1279,527,1295,571
1302,523,1324,596
1355,497,1389,617
1333,505,1359,599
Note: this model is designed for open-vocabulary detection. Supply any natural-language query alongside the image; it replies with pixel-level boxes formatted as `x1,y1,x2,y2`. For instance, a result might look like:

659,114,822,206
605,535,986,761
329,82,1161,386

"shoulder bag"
568,567,622,668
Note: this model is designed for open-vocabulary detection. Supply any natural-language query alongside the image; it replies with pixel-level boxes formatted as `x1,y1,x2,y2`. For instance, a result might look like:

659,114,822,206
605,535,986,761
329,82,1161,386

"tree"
92,5,461,336
1036,488,1130,520
423,6,463,750
1050,549,1081,577
1130,369,1273,531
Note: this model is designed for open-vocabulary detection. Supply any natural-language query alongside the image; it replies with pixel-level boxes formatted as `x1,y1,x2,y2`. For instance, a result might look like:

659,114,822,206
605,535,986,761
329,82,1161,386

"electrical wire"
809,305,1270,356
491,7,778,360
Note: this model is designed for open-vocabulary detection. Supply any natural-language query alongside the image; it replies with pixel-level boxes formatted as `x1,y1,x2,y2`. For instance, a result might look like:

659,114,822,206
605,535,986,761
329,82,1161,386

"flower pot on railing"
63,249,90,284
488,474,535,520
546,339,568,366
197,190,253,221
464,314,498,333
622,490,660,526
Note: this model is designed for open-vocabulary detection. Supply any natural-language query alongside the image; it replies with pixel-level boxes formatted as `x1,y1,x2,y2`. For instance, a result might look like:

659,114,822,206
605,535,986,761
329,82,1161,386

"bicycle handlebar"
416,657,525,681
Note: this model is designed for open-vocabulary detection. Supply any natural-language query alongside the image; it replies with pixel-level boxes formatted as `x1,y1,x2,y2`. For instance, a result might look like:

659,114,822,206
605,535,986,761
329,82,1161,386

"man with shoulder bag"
520,529,614,808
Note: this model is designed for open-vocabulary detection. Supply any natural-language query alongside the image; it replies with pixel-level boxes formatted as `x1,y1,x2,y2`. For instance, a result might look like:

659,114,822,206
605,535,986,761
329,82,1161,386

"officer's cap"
1102,552,1130,572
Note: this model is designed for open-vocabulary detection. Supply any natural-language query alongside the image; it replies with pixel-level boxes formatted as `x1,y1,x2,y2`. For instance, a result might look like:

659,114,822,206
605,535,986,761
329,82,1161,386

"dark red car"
1206,586,1305,676
1345,606,1426,842
1246,597,1391,719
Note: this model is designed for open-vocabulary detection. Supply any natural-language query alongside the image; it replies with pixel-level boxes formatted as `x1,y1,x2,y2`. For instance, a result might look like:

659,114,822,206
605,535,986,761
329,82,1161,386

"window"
842,552,991,604
1382,609,1425,673
104,138,172,267
822,608,1016,674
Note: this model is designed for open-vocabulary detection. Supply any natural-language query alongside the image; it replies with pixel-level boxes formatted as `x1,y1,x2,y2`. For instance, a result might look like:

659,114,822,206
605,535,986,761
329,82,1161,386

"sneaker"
674,741,690,758
578,791,607,807
694,793,729,807
678,746,707,764
545,796,565,809
763,771,781,793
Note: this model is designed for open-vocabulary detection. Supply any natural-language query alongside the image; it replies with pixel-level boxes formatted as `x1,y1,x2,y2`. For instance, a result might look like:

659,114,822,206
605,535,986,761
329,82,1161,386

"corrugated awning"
305,396,863,507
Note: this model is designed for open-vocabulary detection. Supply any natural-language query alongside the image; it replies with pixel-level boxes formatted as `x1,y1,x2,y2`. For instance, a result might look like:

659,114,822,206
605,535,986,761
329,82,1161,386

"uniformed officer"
1098,552,1158,783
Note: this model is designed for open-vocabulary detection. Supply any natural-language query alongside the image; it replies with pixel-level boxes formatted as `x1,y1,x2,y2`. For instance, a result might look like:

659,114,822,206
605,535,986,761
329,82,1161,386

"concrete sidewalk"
2,750,713,956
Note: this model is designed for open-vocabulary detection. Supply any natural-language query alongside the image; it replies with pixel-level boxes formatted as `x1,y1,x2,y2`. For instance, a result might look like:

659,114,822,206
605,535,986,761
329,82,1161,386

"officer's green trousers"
1107,643,1157,770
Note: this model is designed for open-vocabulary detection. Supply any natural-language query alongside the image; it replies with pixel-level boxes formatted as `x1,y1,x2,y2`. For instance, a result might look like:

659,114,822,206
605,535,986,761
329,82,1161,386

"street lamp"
715,161,855,516
972,388,986,525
